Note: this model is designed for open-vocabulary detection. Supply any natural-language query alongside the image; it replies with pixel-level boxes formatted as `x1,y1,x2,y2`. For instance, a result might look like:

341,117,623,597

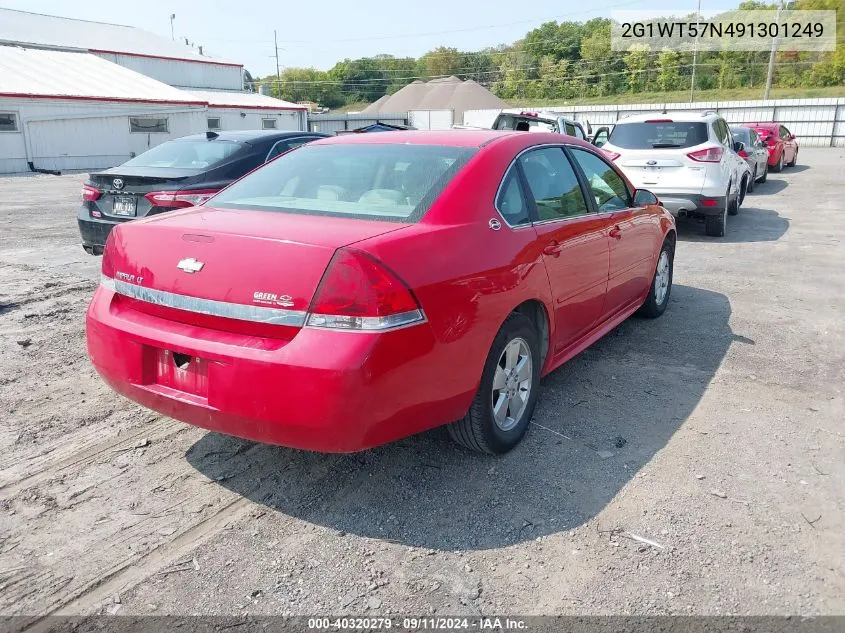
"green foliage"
266,1,844,108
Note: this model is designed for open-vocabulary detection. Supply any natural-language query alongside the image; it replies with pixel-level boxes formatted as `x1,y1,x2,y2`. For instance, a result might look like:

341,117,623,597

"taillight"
100,233,116,281
306,249,424,331
602,150,621,161
687,146,724,162
82,184,101,202
144,189,219,209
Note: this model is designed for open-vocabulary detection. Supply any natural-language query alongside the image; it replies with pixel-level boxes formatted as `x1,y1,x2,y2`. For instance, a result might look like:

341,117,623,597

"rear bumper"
78,207,120,251
85,285,470,452
655,192,725,217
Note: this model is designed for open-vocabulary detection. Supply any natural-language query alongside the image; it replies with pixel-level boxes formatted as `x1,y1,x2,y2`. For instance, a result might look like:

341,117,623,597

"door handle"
608,225,622,239
543,241,563,257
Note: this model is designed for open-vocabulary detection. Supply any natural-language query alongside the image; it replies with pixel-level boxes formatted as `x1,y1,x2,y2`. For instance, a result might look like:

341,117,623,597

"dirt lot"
1,150,843,619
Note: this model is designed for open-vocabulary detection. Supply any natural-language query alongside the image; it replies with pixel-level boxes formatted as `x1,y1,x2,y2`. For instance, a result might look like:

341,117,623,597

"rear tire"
732,177,746,213
637,239,674,318
447,313,541,454
705,187,729,237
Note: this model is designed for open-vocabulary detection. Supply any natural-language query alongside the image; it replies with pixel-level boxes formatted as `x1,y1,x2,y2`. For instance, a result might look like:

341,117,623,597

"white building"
0,8,306,174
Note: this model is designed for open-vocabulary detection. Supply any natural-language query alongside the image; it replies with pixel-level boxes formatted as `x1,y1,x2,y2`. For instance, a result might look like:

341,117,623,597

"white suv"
596,112,751,237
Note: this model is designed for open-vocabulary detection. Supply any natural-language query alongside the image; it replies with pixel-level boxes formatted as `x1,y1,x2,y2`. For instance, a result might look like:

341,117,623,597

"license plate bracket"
153,348,209,397
112,196,137,216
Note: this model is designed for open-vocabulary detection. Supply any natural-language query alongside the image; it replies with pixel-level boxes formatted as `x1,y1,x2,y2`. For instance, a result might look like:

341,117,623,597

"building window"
262,118,278,130
0,112,18,132
207,117,221,130
129,117,168,133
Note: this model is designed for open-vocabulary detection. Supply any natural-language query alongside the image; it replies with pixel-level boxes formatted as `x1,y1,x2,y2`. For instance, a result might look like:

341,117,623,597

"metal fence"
307,112,410,134
463,98,845,147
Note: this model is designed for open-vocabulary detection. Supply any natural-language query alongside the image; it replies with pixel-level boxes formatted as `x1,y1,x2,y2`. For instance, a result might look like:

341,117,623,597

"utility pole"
690,0,701,103
764,1,785,100
274,30,281,82
170,14,175,40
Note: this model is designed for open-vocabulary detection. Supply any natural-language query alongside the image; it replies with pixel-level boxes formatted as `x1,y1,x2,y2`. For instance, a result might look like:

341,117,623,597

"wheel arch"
512,299,551,370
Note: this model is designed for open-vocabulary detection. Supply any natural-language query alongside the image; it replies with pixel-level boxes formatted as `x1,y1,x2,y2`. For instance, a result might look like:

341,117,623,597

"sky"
0,0,740,75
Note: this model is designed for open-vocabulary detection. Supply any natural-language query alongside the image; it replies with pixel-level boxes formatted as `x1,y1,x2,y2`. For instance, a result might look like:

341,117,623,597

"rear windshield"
731,127,751,144
123,140,244,169
494,114,558,133
609,122,709,149
209,144,475,222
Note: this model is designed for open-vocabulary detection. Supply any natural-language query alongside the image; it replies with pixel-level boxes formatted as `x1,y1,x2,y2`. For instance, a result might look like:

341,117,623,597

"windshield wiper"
651,143,683,148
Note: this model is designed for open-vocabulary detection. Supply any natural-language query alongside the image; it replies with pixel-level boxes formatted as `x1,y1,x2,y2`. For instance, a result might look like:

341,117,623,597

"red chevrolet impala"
86,131,676,454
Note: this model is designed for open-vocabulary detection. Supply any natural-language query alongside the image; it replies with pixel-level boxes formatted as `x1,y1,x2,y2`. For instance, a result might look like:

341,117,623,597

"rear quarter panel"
358,139,557,417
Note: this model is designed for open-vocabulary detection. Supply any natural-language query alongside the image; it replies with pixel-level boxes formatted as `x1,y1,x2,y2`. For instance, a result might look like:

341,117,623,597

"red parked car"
741,122,799,172
86,131,676,455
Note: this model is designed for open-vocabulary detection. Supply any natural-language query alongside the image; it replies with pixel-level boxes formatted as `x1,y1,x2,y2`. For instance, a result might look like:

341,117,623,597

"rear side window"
609,122,709,149
569,148,630,212
122,139,244,169
210,144,475,223
519,147,589,221
496,170,529,226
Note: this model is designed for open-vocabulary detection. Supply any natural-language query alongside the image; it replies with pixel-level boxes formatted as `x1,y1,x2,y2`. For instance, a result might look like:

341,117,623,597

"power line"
250,60,819,88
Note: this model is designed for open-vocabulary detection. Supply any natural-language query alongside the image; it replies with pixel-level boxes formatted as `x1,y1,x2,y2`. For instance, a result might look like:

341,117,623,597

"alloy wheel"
654,251,671,306
491,338,532,432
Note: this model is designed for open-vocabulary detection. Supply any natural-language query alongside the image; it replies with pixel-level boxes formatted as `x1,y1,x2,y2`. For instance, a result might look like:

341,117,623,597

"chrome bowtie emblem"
112,178,124,190
488,218,502,231
646,160,657,166
176,257,204,273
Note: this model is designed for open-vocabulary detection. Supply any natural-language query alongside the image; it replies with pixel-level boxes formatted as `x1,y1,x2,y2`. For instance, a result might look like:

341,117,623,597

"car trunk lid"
89,167,204,219
104,207,409,337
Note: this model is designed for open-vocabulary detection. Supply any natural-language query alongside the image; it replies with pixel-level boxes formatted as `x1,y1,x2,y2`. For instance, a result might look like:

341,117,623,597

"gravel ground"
0,150,843,619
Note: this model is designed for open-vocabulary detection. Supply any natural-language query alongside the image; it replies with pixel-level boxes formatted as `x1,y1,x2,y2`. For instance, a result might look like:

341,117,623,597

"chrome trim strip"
103,277,307,327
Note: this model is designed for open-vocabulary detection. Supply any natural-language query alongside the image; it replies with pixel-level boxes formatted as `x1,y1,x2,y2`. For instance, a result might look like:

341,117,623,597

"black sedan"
730,125,769,193
78,130,328,255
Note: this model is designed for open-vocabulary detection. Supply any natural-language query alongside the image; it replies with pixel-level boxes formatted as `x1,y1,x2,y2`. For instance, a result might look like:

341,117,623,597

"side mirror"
733,141,746,153
633,189,659,207
788,133,796,140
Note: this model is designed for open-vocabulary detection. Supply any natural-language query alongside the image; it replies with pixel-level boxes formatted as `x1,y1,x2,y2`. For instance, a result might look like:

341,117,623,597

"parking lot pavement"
0,149,843,617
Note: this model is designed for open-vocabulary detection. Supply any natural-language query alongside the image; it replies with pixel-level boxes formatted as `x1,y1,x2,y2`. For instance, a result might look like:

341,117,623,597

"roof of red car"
311,129,597,149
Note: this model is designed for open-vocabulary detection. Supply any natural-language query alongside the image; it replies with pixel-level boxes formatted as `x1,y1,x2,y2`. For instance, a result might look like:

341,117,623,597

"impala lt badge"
177,257,205,273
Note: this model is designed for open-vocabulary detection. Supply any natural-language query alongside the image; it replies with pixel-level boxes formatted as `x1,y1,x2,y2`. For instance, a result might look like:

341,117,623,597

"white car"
594,111,751,237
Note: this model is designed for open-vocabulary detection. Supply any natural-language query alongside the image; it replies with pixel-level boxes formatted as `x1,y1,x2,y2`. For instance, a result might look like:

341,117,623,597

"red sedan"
86,131,676,454
741,122,799,172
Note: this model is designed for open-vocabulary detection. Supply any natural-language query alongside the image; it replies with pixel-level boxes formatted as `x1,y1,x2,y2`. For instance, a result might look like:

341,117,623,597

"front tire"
448,313,541,454
758,162,768,183
787,149,797,167
773,152,784,172
746,167,755,193
637,239,674,318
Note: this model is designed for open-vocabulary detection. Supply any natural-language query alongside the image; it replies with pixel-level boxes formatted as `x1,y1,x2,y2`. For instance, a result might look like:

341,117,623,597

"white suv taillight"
687,146,724,162
306,249,425,331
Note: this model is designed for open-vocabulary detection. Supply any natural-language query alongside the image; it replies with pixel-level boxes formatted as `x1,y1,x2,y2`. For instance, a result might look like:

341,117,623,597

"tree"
657,49,681,91
420,47,464,78
624,45,652,93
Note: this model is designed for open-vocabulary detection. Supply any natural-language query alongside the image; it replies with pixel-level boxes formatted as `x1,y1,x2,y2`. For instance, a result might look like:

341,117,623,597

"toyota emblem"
112,178,124,190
